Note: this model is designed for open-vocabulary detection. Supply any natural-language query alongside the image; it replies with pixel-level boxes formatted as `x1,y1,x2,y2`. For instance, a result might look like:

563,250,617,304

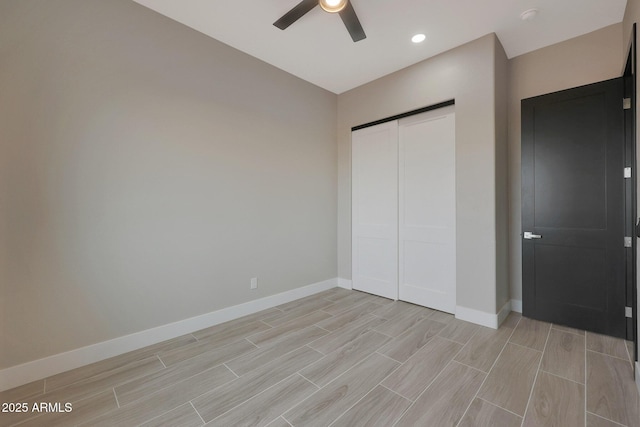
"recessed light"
520,8,539,21
411,33,426,44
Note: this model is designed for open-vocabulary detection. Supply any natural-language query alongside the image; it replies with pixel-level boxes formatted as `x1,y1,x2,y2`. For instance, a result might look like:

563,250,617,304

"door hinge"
625,306,633,318
624,98,632,110
624,167,632,178
624,236,632,247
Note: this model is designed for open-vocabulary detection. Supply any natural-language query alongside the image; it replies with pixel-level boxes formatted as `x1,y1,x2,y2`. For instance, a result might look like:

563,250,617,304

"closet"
351,105,456,313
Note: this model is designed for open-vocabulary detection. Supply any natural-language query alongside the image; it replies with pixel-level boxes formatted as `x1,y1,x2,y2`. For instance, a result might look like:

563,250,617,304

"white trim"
0,278,338,392
511,299,522,313
455,304,504,329
636,361,640,395
337,278,353,290
496,301,512,327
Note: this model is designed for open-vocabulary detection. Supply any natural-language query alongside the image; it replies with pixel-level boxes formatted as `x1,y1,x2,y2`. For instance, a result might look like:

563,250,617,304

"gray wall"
0,0,337,369
337,34,507,316
507,24,623,303
494,37,510,311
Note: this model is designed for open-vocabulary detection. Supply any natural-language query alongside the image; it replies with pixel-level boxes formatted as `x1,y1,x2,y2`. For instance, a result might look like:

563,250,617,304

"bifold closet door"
398,107,456,313
351,121,398,300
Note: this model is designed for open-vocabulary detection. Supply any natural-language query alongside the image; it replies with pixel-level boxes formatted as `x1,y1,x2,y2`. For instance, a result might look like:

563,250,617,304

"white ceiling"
132,0,627,94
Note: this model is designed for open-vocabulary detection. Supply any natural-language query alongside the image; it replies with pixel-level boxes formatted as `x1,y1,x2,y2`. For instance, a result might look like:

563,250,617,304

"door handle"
523,231,542,239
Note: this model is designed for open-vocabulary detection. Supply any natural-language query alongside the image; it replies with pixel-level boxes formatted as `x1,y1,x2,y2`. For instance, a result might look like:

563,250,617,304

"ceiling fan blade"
339,1,366,42
273,0,318,30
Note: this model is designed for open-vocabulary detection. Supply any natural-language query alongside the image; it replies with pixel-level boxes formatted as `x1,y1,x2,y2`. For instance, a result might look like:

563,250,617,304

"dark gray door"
522,78,626,338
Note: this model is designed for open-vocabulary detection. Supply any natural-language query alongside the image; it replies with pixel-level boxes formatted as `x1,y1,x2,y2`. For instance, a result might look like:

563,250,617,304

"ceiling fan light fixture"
319,0,347,13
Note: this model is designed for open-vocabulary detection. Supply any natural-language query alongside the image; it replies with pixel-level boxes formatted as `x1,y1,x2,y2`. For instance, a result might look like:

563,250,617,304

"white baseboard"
511,299,522,313
455,304,507,330
337,278,353,290
636,362,640,395
0,277,338,392
496,301,512,327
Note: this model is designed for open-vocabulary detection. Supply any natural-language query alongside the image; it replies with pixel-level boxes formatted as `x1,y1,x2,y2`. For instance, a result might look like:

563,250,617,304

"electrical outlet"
250,277,258,290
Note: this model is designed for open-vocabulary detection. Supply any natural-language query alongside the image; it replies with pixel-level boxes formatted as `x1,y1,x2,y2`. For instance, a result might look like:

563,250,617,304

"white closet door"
352,121,398,300
398,107,456,313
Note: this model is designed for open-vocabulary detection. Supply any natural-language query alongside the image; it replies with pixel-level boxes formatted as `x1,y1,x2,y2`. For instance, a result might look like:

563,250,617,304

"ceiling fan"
273,0,366,42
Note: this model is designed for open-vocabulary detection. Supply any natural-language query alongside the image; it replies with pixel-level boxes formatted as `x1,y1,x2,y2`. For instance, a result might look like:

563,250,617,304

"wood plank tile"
458,398,522,427
586,412,628,427
330,385,411,427
315,301,381,331
276,294,330,312
158,334,257,367
373,305,433,337
300,330,390,387
394,361,485,427
208,374,317,427
382,335,463,400
454,314,518,372
1,356,163,427
247,311,332,347
10,293,628,427
44,334,196,391
353,292,393,305
0,404,39,427
509,317,550,351
258,309,290,326
370,301,423,320
192,346,323,423
325,289,355,300
321,292,371,315
266,417,293,427
265,298,335,327
191,319,272,344
226,326,328,376
116,341,254,406
139,403,204,427
315,288,353,302
9,389,118,427
190,314,267,338
502,311,522,327
626,340,634,364
587,332,630,360
552,323,586,337
283,353,399,427
40,355,164,405
254,307,287,319
78,364,236,426
437,318,483,345
233,307,286,325
541,329,585,383
428,310,455,324
377,317,446,362
307,315,386,355
477,343,542,416
522,371,585,427
244,307,289,326
0,380,43,402
587,350,640,426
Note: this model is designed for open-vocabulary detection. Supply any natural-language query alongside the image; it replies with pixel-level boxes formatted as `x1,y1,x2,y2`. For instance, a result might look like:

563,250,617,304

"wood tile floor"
1,288,639,426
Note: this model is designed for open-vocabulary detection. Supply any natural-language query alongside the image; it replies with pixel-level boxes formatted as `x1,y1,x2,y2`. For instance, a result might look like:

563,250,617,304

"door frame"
624,23,637,363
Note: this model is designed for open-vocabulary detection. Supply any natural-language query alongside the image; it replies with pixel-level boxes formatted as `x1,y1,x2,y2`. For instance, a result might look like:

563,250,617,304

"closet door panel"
399,108,456,313
352,122,398,300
